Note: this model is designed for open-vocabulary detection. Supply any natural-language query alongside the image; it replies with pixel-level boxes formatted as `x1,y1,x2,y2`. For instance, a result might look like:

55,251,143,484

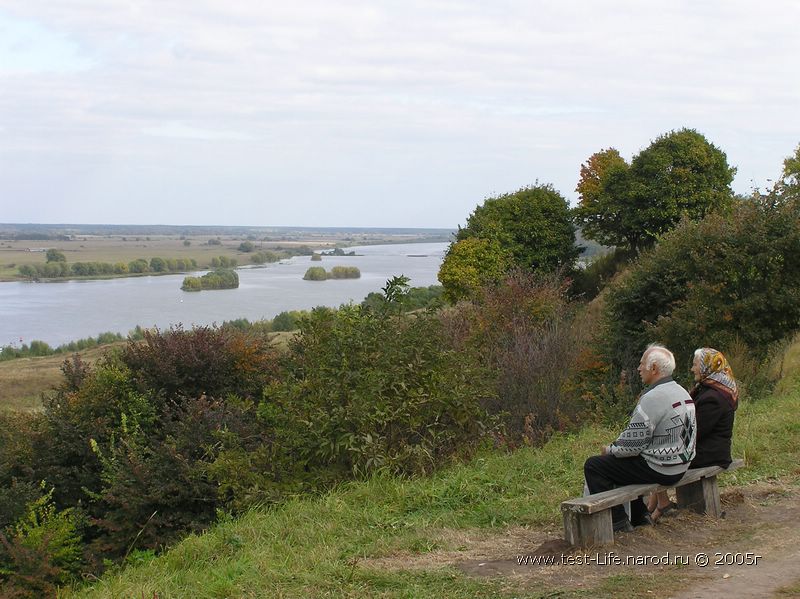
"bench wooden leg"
563,509,614,547
675,475,721,517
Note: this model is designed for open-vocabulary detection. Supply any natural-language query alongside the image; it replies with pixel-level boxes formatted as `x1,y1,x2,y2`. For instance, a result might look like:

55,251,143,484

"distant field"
0,230,449,281
0,344,123,412
0,236,314,280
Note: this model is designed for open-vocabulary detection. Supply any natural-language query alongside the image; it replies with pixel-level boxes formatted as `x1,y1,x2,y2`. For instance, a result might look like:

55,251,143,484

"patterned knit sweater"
608,377,697,475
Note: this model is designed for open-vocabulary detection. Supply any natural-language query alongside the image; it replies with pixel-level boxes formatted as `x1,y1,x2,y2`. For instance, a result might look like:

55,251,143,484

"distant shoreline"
0,230,452,283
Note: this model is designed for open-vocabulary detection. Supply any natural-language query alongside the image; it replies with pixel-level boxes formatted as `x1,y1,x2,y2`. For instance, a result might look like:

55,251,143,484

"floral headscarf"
692,347,738,409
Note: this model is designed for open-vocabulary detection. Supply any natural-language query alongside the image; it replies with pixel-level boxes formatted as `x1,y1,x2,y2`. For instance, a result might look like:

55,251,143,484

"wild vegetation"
303,266,361,280
18,256,198,279
181,268,239,291
1,134,799,597
64,365,800,598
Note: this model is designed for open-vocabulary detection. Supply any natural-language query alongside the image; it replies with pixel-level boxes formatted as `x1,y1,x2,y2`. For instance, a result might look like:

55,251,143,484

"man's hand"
600,445,609,456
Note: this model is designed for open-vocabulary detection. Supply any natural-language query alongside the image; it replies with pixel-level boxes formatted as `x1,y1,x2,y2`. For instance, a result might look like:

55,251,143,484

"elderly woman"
648,347,738,522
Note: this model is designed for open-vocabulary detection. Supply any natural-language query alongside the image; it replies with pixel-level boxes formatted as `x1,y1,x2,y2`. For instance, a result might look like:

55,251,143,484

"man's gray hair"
644,344,676,376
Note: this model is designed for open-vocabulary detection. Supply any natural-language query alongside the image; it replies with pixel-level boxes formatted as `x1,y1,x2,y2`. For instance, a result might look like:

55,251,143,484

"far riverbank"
0,242,447,348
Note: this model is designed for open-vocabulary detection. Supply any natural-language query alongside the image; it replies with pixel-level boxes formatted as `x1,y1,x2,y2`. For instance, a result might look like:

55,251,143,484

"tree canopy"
439,184,578,301
438,238,511,302
781,142,800,195
45,248,66,263
602,192,800,373
574,129,735,253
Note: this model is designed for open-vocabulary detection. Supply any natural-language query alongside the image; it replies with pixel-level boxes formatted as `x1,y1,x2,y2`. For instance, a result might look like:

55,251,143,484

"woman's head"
693,348,730,379
691,347,738,406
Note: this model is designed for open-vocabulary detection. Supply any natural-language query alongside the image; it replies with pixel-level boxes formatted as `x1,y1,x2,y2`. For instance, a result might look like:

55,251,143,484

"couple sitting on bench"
584,344,738,533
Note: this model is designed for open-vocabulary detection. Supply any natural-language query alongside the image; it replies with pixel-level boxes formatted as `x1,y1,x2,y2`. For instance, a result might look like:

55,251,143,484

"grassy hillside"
71,367,800,598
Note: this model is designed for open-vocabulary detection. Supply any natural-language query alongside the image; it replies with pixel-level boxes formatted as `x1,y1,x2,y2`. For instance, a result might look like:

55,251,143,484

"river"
0,242,448,347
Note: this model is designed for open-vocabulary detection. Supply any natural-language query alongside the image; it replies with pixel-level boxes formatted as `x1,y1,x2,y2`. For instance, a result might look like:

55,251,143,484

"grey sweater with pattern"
607,377,697,475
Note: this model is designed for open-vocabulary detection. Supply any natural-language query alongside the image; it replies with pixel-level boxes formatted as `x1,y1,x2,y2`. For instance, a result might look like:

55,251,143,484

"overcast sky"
1,1,798,228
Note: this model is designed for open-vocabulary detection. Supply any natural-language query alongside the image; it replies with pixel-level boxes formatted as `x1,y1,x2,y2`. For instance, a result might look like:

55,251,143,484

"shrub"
149,257,167,272
25,326,283,561
442,271,585,444
45,249,66,263
127,259,149,273
182,268,238,291
264,280,496,477
603,194,800,385
362,285,444,312
120,325,279,406
328,266,360,279
438,237,511,302
251,251,280,265
271,310,308,332
0,487,84,585
303,266,327,281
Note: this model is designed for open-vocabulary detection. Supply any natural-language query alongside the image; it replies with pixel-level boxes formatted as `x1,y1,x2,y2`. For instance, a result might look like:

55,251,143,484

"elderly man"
584,344,697,532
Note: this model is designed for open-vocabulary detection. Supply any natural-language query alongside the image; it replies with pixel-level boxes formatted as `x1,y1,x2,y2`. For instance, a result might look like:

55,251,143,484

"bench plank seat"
561,459,743,547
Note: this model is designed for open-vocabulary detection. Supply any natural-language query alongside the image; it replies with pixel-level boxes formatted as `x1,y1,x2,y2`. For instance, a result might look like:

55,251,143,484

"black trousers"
584,454,684,525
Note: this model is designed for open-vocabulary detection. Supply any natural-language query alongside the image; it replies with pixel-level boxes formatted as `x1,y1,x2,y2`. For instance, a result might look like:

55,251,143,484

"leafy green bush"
181,268,238,291
328,266,360,279
263,281,496,477
603,194,800,385
271,310,310,332
251,250,280,264
26,326,283,561
361,285,444,312
453,184,579,274
438,238,511,302
302,266,327,281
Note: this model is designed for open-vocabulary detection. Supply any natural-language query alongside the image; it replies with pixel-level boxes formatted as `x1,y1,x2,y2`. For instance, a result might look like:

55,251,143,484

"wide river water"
0,242,447,347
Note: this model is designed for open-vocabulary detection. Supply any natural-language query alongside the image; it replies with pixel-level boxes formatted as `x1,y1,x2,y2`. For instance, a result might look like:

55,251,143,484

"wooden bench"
561,458,744,547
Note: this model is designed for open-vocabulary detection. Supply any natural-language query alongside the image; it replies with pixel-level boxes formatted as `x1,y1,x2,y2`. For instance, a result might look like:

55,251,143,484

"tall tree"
782,142,800,195
458,184,578,272
46,248,66,263
573,148,631,248
439,184,578,301
574,129,736,253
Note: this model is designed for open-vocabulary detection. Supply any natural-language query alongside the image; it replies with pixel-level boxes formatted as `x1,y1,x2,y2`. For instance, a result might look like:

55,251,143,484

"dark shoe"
632,513,653,527
612,518,634,533
660,501,678,515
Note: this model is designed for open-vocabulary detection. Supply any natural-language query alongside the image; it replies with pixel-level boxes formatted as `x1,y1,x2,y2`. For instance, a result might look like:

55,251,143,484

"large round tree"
574,129,736,253
439,184,578,301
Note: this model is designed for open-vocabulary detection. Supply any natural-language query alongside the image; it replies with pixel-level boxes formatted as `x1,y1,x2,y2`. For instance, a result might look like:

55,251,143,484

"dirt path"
365,481,800,598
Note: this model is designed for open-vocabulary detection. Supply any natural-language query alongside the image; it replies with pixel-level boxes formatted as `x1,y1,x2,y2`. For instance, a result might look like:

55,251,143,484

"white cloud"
141,122,254,141
0,0,798,226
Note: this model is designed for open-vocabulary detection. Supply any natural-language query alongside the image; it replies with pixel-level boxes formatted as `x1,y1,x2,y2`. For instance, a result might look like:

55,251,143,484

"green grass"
68,371,800,597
